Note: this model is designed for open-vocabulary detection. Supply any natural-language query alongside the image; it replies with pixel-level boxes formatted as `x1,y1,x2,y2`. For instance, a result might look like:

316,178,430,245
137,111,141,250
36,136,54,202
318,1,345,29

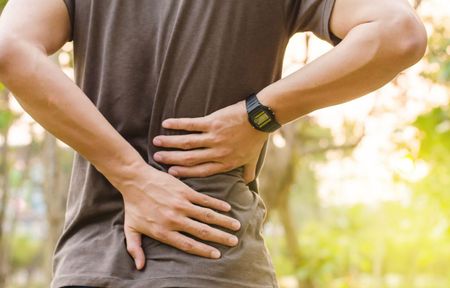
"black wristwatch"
245,92,281,133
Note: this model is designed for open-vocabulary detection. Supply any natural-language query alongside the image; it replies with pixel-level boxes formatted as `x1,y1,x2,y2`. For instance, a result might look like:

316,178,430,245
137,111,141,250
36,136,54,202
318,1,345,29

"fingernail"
153,153,161,161
211,250,221,259
169,168,178,176
232,221,241,230
153,138,162,145
229,236,238,245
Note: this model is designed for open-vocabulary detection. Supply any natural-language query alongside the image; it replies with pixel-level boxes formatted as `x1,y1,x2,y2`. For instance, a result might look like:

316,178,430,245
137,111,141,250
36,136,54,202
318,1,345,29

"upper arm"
329,0,426,44
0,0,71,55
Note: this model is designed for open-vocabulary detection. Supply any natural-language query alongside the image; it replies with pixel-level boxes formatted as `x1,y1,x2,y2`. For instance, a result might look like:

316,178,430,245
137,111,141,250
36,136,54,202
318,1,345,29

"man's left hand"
152,100,269,184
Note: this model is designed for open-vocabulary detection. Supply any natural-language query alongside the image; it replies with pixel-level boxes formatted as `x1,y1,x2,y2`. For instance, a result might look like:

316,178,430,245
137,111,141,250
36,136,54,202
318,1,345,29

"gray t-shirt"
52,1,341,287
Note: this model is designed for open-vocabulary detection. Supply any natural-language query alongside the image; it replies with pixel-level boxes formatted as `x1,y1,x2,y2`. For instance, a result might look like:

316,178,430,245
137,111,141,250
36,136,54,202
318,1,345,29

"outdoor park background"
0,0,449,287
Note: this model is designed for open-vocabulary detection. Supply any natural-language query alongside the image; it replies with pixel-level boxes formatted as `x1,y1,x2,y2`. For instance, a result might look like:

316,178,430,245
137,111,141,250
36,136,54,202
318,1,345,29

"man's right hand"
107,159,242,270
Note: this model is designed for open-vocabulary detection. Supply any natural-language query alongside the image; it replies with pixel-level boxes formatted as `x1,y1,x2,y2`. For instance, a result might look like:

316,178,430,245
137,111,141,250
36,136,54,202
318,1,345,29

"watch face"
246,94,280,132
254,110,272,128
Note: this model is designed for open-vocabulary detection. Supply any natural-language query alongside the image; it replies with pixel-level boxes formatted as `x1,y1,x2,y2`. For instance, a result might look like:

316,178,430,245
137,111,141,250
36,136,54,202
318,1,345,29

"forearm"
258,15,427,125
0,39,147,184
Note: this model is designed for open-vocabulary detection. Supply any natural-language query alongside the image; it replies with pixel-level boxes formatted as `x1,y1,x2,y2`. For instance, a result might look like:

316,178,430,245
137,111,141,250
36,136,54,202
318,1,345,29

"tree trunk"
0,90,11,288
42,131,68,284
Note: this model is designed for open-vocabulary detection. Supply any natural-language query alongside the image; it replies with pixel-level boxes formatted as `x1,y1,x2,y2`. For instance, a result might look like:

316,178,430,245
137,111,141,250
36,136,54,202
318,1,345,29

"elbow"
0,33,40,81
382,12,428,69
0,34,20,78
395,16,427,65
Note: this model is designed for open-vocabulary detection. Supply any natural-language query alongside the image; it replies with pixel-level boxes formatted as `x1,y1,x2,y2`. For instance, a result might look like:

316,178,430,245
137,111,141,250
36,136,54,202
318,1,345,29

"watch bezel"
246,93,281,132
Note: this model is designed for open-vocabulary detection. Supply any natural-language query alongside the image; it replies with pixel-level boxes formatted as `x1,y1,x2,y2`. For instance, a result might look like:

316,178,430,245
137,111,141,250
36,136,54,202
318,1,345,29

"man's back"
2,0,340,287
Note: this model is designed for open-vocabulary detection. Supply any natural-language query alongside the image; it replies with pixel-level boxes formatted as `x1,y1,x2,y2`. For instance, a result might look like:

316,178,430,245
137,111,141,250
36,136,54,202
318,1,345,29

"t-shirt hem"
51,274,278,288
61,0,75,42
321,0,343,46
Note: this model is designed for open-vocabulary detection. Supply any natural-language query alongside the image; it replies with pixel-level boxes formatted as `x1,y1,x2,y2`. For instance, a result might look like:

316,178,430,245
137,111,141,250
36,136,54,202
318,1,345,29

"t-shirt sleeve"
62,0,75,42
286,0,342,46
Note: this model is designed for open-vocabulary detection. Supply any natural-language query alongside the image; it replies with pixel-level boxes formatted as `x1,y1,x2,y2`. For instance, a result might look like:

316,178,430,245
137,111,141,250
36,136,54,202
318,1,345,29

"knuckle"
187,122,195,130
210,136,221,145
204,209,215,220
206,134,216,145
217,148,230,158
167,215,181,226
199,169,208,177
152,227,166,240
162,210,178,224
126,245,136,254
222,162,234,171
214,134,226,144
199,227,209,238
162,209,175,219
184,154,195,165
172,199,187,212
200,196,210,206
181,140,191,150
178,189,190,199
181,240,195,252
202,166,215,176
210,119,223,130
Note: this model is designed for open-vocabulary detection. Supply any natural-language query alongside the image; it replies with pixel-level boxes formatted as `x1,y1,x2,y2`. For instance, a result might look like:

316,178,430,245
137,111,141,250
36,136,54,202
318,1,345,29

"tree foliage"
421,20,450,84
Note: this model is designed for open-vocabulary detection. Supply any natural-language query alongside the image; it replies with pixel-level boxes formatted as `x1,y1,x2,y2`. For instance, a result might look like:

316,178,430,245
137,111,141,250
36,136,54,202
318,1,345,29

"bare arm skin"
0,0,242,270
152,0,428,183
257,0,428,124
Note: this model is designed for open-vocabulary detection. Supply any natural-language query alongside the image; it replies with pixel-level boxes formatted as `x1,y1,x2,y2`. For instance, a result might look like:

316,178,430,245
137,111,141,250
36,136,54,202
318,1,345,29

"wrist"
254,86,283,122
245,91,282,132
95,149,152,192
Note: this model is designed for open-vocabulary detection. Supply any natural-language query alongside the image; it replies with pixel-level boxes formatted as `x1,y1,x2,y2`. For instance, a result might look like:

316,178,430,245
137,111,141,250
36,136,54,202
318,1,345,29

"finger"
243,161,257,184
124,226,146,270
153,134,213,150
162,117,210,132
186,204,241,231
153,149,217,166
165,231,222,259
179,218,239,247
185,189,232,212
168,162,227,178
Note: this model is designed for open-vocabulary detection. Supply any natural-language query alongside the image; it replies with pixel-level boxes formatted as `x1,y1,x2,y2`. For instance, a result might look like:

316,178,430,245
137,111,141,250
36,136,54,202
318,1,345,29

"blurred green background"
0,1,449,287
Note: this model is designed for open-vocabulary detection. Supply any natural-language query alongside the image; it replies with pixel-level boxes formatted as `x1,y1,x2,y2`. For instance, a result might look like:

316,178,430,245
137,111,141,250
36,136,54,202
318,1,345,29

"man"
0,0,426,287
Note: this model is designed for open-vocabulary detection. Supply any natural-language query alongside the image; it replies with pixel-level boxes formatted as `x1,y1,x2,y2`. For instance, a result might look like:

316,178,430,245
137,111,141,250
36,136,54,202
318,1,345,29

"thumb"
124,225,146,270
243,159,257,185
